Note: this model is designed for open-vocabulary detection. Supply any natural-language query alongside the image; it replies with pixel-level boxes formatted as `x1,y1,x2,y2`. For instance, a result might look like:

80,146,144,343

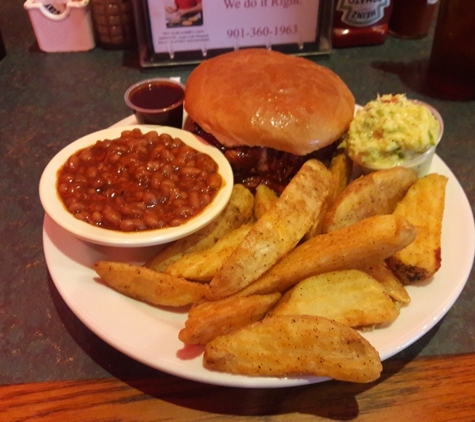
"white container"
24,0,95,52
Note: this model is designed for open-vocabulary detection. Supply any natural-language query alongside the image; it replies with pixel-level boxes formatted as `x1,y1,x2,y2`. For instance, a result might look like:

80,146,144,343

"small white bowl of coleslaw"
346,95,443,177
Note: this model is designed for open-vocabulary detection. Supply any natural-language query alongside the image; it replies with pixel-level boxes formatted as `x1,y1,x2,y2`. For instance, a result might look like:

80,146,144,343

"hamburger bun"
185,48,355,156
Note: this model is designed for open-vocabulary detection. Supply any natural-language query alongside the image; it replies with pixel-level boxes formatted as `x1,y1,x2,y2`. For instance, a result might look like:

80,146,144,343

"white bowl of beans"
39,125,234,247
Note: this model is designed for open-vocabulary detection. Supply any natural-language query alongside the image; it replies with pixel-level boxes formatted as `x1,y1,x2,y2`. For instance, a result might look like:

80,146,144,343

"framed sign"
132,0,334,67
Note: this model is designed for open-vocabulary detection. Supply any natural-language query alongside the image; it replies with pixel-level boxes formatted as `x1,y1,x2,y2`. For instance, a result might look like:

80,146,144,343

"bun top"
185,49,355,155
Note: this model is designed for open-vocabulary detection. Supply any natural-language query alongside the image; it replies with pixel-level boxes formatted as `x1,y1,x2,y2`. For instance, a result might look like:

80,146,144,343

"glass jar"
0,28,6,61
332,0,394,47
389,0,439,39
90,0,136,49
427,0,475,99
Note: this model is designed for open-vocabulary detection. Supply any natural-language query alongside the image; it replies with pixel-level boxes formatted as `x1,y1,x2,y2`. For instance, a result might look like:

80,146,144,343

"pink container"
24,0,95,52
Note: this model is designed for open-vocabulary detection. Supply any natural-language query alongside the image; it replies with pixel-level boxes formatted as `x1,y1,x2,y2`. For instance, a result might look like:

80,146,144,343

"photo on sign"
165,0,204,28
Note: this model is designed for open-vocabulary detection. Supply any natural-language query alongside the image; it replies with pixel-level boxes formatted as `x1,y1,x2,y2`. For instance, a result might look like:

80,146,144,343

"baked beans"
57,129,222,232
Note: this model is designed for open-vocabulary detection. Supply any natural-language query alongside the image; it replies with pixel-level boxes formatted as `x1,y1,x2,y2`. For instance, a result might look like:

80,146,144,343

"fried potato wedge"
304,153,353,239
145,184,254,273
269,270,400,327
204,315,382,383
323,167,418,233
330,152,353,200
356,261,410,304
253,184,278,220
387,173,448,284
94,261,207,307
208,159,333,300
178,293,281,344
166,224,253,282
236,214,417,297
304,203,330,240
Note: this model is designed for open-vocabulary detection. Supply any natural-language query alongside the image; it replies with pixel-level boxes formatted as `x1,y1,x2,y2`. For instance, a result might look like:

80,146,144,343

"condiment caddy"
24,0,95,52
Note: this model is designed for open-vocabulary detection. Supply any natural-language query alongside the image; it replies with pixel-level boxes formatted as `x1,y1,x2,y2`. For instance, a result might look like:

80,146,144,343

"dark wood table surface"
3,354,475,421
1,1,475,420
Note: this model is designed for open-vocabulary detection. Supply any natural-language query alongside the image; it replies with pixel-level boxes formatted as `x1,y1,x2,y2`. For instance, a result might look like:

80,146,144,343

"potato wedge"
145,184,254,273
356,261,410,304
166,224,253,282
204,315,382,383
179,293,281,344
387,173,448,283
269,270,400,327
304,153,353,239
236,214,417,297
253,184,278,220
304,203,330,240
94,261,207,307
208,159,333,300
330,152,353,200
323,167,418,233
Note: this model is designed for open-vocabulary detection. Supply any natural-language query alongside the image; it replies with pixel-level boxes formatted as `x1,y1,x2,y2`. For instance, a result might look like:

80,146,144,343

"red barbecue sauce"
129,81,185,110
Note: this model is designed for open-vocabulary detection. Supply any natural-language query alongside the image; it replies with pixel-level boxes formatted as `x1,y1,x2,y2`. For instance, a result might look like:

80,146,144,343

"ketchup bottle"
332,0,394,48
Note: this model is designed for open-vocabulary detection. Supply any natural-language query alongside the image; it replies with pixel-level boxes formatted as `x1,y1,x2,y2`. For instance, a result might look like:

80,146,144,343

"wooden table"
3,354,475,421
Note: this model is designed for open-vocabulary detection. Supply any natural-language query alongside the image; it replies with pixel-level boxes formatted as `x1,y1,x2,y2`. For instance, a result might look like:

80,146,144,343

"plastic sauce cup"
124,78,186,128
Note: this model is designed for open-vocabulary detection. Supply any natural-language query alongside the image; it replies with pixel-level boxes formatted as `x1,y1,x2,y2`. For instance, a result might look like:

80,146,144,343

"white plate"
39,125,234,247
43,155,475,388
